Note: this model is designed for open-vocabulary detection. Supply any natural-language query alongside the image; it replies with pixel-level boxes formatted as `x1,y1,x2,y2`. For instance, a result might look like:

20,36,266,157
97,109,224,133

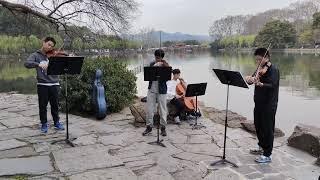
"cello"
92,69,107,119
175,78,197,112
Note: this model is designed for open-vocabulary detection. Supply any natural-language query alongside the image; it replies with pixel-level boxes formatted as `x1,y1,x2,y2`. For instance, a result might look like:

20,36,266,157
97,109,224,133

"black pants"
254,107,276,157
170,98,185,118
37,85,60,124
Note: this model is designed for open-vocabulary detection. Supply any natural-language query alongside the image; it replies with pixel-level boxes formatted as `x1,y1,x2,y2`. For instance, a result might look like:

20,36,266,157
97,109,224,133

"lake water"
1,51,319,136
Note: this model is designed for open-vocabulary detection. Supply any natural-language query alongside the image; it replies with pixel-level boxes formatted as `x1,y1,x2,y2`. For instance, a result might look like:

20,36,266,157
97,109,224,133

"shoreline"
223,48,320,54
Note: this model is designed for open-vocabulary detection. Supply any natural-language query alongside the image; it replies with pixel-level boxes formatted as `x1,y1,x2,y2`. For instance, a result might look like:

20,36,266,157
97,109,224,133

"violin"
253,43,272,85
176,78,196,111
46,49,68,57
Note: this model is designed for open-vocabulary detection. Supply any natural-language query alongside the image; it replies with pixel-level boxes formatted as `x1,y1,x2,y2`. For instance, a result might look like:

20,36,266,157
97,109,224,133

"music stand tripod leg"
210,83,237,168
148,116,166,147
191,96,205,130
51,74,75,147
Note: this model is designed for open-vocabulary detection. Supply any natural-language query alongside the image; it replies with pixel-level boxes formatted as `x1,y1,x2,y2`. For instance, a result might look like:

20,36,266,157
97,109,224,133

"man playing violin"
166,69,187,125
143,49,170,137
245,47,279,164
24,37,65,134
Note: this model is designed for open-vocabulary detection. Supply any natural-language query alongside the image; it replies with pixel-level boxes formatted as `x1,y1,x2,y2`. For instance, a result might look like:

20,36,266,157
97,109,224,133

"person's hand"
261,57,269,66
39,61,48,70
154,62,163,66
245,76,254,84
255,81,263,87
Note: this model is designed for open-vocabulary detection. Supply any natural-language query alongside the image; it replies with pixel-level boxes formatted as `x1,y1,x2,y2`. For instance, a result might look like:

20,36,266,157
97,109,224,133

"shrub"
59,57,137,114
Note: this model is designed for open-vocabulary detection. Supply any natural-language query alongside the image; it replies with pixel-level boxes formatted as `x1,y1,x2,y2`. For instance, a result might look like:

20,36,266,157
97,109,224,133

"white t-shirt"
166,79,180,100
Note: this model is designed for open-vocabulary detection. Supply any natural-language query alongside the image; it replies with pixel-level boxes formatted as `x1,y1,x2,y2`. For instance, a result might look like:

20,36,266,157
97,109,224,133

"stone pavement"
0,93,319,180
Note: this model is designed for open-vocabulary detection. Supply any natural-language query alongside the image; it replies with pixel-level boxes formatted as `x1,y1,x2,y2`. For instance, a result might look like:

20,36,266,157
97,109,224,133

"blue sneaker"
41,123,48,133
54,122,65,131
255,155,272,163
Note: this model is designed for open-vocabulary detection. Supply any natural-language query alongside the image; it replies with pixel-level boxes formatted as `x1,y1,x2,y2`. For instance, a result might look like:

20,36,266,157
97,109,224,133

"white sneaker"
255,155,272,163
174,117,181,124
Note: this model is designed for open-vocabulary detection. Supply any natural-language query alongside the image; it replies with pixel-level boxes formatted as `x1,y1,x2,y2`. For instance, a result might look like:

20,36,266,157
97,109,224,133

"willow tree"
0,0,138,34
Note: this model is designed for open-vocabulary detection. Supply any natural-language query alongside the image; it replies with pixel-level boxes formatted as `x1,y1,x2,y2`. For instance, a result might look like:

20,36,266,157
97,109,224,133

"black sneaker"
142,126,152,136
160,126,167,136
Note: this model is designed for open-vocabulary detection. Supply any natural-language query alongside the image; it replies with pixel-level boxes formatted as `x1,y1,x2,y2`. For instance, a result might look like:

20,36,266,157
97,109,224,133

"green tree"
183,40,200,45
254,20,297,48
312,12,320,29
298,27,314,47
72,37,83,51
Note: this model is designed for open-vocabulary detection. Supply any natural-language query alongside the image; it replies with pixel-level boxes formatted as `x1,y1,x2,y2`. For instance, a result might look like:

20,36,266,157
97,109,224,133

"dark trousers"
254,107,276,157
170,98,185,118
37,85,60,124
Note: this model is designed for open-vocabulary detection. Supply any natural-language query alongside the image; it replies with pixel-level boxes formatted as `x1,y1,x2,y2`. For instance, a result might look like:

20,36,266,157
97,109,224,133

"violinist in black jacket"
245,47,280,164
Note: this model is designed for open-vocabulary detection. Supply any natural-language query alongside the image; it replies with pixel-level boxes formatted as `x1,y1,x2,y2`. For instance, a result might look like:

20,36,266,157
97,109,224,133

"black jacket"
254,64,280,110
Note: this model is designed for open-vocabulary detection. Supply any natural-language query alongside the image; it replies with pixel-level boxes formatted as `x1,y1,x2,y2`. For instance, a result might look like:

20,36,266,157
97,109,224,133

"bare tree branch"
0,0,138,34
0,0,56,23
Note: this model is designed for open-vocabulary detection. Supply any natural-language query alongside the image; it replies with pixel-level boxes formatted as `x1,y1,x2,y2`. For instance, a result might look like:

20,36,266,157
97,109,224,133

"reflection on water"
0,52,319,135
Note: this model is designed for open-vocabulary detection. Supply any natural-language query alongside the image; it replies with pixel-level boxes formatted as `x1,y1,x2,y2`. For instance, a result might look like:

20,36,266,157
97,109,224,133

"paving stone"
0,124,7,130
232,165,257,175
237,155,259,166
68,167,137,180
245,172,264,179
0,156,53,176
149,152,185,174
204,167,243,180
72,134,98,146
17,109,38,117
116,149,146,160
262,174,289,180
187,134,213,144
0,146,37,159
0,139,27,151
168,132,187,144
98,133,127,146
127,159,156,171
173,152,216,163
22,133,65,144
138,166,175,180
0,116,39,128
172,167,203,180
251,164,279,174
33,142,63,153
0,127,39,141
281,165,320,180
52,144,123,173
175,143,220,156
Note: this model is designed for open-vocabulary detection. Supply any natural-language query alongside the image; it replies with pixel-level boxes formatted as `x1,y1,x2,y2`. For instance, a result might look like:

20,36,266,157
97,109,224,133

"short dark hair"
254,48,270,58
172,69,180,74
154,49,165,58
43,37,56,46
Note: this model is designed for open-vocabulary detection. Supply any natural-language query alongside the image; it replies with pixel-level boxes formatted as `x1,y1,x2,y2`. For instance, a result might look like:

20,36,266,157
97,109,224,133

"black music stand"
185,83,207,129
47,56,84,147
211,69,248,168
144,66,172,147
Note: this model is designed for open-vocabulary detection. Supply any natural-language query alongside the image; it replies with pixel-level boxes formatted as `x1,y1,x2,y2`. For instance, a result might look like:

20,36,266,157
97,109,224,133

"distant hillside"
128,30,211,42
155,31,211,42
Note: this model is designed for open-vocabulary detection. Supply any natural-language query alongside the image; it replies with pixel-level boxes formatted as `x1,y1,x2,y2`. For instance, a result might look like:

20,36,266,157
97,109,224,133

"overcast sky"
131,0,298,35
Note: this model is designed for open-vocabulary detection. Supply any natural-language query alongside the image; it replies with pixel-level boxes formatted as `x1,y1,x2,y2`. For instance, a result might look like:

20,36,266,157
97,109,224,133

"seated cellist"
166,69,186,125
167,69,202,124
